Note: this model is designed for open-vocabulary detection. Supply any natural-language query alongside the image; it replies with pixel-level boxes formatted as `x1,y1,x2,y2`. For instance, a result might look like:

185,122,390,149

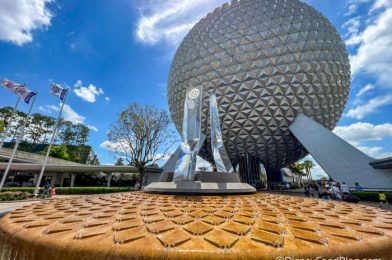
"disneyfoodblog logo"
276,257,381,260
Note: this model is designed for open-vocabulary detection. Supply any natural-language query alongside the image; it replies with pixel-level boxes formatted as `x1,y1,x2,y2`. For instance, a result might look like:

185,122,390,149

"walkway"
268,190,392,211
0,200,39,217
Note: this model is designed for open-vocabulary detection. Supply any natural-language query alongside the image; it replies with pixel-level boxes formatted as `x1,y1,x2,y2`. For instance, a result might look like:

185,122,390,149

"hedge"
350,191,392,203
2,187,133,195
0,192,32,201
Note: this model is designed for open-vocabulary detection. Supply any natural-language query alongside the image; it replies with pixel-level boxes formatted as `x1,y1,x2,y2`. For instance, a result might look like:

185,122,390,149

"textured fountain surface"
1,192,392,259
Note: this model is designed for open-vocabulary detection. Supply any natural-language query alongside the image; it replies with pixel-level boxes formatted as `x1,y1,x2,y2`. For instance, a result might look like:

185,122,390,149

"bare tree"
108,103,177,189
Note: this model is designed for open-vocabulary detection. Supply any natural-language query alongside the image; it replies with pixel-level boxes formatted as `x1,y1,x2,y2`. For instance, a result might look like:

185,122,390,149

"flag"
1,79,36,104
50,83,67,101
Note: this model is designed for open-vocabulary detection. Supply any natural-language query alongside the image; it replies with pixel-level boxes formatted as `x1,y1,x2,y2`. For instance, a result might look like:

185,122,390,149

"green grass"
2,187,133,195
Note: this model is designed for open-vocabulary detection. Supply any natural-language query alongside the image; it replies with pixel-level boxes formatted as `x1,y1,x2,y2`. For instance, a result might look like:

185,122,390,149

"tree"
74,123,90,163
0,106,14,130
288,163,305,187
41,116,55,143
115,158,125,166
108,103,176,189
9,111,27,143
58,120,76,146
0,121,5,133
28,113,51,145
302,160,315,182
47,144,69,160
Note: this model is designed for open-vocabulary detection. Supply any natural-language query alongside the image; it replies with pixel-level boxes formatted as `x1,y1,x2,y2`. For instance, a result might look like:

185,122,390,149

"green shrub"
2,187,133,195
0,191,32,201
350,191,392,202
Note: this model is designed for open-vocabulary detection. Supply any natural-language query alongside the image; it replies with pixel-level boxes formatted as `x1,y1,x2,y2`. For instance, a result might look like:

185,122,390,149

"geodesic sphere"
168,0,350,170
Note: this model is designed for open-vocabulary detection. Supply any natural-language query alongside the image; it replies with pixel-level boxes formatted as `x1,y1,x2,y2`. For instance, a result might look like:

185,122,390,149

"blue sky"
0,0,391,177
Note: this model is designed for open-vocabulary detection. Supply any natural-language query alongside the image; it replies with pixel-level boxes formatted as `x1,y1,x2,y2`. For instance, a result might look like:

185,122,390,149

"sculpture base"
144,181,256,194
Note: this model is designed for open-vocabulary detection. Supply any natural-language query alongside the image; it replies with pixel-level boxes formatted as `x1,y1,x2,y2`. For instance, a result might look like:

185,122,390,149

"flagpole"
34,88,69,196
0,96,21,152
0,93,38,192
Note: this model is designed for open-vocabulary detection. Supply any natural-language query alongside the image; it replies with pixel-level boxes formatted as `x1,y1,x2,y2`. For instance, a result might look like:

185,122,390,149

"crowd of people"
303,180,389,208
304,181,357,201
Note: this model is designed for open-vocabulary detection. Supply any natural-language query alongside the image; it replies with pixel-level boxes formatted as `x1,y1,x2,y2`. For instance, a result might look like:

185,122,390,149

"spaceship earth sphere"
167,0,351,170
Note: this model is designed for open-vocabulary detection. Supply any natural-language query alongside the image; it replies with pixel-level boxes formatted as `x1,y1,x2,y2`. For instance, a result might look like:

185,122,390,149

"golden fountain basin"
0,192,391,259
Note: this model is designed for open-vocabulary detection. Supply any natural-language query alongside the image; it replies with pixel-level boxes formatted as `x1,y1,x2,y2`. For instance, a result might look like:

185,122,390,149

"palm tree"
288,163,305,187
302,160,315,183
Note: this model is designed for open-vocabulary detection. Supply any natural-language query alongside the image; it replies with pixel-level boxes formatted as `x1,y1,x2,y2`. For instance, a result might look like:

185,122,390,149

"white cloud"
347,1,392,87
41,102,88,125
38,104,58,114
100,140,128,153
0,0,53,45
342,17,361,38
355,83,375,97
105,96,110,101
135,0,226,46
333,122,392,158
62,104,85,124
73,80,104,103
345,0,370,16
87,125,98,132
346,94,392,119
346,4,358,16
356,145,392,158
333,122,392,145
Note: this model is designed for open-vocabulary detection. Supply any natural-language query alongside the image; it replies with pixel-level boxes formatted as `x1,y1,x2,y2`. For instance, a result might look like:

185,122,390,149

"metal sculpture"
209,93,234,173
173,86,203,182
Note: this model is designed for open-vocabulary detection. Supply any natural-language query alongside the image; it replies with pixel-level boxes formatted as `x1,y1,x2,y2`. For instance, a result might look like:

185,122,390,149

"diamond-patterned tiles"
1,192,392,259
204,229,239,248
168,0,350,170
158,229,191,248
184,222,212,235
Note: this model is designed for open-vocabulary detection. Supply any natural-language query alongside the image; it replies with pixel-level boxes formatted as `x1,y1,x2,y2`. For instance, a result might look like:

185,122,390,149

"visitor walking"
42,182,51,198
49,186,57,197
379,192,389,209
340,182,350,195
355,182,364,192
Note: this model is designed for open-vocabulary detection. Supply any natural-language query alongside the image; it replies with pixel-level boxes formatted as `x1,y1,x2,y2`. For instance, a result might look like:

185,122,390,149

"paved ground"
0,200,39,217
269,190,392,211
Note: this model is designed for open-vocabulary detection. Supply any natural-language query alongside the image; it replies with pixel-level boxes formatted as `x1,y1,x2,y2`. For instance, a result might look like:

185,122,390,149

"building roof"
0,163,162,173
369,157,392,169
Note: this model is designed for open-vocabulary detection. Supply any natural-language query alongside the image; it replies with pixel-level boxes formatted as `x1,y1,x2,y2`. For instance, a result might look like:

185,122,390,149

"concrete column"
33,173,38,186
50,175,56,186
106,173,112,187
70,174,76,187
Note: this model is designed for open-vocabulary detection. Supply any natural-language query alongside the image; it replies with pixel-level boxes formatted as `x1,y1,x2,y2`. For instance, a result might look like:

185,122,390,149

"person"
379,192,389,209
330,183,342,200
340,182,350,195
336,182,341,191
317,183,322,198
304,184,310,197
310,183,316,197
355,182,363,192
43,182,51,198
321,185,330,200
49,185,57,197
